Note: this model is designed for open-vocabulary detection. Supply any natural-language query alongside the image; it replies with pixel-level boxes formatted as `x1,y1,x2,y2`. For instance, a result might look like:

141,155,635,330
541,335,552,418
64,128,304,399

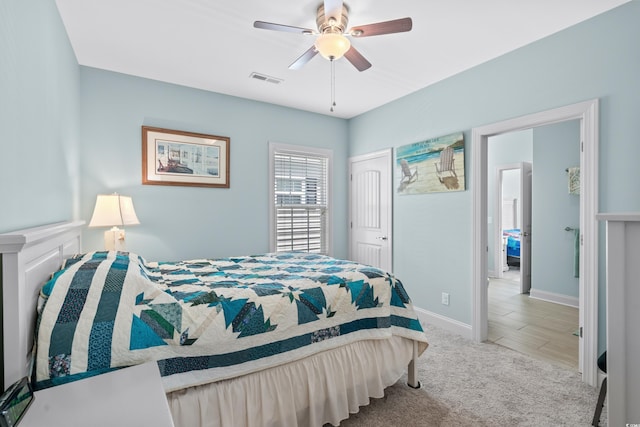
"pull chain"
330,59,336,112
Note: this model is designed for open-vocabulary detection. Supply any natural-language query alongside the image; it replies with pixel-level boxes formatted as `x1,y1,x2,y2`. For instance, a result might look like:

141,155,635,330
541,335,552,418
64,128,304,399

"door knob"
376,236,388,241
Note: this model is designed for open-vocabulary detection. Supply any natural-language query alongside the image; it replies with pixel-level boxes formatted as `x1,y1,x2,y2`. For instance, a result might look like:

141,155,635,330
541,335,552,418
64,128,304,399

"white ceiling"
55,0,629,119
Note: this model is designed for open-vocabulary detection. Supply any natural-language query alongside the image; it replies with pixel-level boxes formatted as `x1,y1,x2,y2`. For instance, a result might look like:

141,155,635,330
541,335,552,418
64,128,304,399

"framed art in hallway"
142,126,230,188
396,132,465,194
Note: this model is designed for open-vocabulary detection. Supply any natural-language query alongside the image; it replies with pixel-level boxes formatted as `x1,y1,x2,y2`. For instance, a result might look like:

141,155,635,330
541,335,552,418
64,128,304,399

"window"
269,143,332,254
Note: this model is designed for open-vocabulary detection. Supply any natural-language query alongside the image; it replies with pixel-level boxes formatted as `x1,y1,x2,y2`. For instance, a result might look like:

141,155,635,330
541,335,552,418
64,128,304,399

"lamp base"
104,227,127,251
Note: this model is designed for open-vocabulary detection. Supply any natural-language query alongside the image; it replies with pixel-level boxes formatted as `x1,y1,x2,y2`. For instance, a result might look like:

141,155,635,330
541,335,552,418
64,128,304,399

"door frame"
348,148,393,270
494,162,532,295
471,99,599,386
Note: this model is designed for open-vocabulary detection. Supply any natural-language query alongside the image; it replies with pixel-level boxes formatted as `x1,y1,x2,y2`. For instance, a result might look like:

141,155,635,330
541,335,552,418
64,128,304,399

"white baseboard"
529,289,578,308
413,306,472,339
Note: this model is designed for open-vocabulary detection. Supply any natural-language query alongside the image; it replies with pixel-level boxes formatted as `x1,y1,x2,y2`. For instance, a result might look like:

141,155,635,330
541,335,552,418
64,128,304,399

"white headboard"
0,220,85,390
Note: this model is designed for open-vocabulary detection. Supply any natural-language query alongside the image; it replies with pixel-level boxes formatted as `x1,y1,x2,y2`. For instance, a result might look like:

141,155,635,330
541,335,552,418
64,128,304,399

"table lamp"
89,193,140,251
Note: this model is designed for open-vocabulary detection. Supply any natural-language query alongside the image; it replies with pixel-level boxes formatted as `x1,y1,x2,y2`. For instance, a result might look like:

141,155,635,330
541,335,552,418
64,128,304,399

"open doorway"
491,161,532,295
471,99,600,386
500,168,523,279
498,167,526,285
486,123,581,370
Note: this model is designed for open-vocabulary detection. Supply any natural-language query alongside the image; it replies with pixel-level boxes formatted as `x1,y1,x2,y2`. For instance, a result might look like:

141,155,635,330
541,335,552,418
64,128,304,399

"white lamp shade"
314,33,351,60
89,194,140,228
117,196,140,225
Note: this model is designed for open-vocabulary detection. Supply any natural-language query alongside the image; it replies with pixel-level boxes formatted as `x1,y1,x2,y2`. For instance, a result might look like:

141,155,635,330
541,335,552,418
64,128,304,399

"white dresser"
597,212,640,427
21,362,174,427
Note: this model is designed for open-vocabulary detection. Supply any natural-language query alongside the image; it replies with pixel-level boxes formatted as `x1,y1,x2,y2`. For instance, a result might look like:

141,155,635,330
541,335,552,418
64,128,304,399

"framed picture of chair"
396,132,465,194
142,126,230,188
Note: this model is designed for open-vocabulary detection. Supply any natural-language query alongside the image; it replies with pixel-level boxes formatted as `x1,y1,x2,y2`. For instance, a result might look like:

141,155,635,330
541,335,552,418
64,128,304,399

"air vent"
249,72,283,85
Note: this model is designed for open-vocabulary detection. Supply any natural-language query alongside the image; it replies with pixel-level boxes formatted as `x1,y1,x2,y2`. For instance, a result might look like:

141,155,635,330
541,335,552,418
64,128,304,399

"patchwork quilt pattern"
34,251,428,392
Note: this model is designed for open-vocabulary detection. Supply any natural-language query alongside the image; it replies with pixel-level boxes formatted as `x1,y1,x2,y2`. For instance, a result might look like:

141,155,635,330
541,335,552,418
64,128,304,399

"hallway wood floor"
487,275,579,370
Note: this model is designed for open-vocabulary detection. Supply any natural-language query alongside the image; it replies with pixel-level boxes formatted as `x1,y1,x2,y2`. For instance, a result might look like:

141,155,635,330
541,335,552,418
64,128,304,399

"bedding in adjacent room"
503,228,521,259
34,251,428,392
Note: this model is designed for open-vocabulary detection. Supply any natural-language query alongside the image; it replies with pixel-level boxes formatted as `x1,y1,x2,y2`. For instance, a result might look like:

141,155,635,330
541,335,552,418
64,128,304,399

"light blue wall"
349,0,640,343
0,0,80,233
79,68,349,261
531,121,580,297
487,130,533,273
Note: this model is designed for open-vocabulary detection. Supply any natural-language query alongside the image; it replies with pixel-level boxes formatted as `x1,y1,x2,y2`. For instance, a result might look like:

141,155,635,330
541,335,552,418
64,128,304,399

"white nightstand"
21,362,174,427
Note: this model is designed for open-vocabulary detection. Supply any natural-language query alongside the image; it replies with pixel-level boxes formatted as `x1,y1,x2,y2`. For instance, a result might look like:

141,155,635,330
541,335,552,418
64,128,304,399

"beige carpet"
334,323,606,426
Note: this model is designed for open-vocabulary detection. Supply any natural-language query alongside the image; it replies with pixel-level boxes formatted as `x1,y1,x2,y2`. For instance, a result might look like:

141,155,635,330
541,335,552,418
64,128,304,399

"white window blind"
272,148,329,254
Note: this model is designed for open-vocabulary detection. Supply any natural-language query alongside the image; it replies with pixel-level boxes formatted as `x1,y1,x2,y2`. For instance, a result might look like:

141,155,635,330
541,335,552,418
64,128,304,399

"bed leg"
407,340,421,389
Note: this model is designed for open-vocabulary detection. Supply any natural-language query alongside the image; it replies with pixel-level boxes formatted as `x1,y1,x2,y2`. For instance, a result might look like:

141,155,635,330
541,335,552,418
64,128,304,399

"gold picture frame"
142,126,230,188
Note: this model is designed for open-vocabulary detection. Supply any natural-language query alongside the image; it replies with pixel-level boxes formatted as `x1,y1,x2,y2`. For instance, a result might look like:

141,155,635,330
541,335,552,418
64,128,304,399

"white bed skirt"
166,336,415,427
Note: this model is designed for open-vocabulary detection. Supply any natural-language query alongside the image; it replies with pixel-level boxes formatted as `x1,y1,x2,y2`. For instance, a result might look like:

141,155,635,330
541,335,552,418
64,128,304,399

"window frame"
268,142,333,255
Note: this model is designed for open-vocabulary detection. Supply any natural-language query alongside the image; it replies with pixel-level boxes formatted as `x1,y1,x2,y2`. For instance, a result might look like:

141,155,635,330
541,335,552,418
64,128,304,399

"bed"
1,221,428,427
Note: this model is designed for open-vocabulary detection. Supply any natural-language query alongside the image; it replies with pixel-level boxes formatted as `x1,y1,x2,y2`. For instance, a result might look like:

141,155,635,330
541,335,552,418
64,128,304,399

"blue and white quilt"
34,251,428,392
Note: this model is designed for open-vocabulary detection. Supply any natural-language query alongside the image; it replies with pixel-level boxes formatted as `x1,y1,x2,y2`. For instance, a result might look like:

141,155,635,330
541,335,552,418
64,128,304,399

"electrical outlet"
441,292,450,306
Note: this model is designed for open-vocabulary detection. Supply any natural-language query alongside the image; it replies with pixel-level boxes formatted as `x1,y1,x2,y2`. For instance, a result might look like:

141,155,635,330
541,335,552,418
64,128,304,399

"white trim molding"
413,306,472,340
529,289,579,308
471,99,599,387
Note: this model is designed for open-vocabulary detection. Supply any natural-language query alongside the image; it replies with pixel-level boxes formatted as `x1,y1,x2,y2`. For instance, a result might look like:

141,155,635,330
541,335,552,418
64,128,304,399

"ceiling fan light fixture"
314,33,351,60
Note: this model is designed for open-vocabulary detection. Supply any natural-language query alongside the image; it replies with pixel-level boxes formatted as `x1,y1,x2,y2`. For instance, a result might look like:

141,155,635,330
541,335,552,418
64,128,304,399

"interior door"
349,149,392,271
520,162,532,294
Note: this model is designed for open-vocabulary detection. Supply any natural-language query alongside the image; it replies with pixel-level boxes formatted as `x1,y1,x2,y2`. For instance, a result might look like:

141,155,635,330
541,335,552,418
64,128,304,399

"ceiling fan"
254,0,413,72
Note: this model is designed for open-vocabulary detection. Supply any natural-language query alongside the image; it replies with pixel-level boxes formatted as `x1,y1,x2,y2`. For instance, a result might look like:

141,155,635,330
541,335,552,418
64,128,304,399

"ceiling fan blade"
289,46,319,70
253,21,315,34
323,0,344,21
344,46,372,72
349,17,412,37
